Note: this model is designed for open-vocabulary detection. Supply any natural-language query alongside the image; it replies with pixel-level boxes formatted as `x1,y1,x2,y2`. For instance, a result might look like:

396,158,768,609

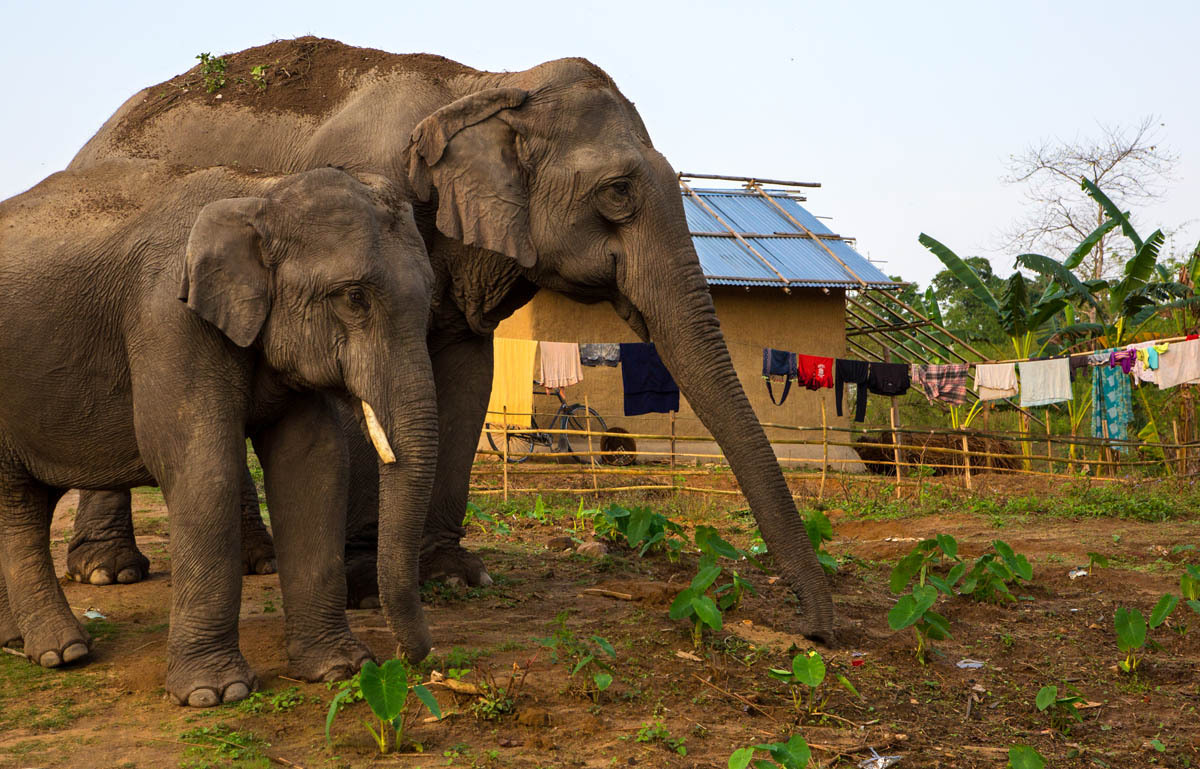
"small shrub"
597,504,684,558
729,735,810,768
195,52,228,93
1035,684,1084,733
635,720,686,756
670,556,724,647
463,501,511,536
768,650,858,720
325,659,441,754
537,611,616,703
959,540,1033,604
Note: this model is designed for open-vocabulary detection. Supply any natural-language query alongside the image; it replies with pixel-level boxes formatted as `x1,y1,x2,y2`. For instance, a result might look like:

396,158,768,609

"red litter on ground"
852,652,865,667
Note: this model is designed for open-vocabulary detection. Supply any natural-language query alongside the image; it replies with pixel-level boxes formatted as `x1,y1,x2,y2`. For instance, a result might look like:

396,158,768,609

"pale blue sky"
2,0,1196,285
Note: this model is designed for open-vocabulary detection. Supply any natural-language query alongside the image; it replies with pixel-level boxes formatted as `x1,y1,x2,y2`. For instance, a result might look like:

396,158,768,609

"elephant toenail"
257,559,277,575
39,650,63,667
89,569,114,586
117,568,142,583
62,643,89,664
187,688,220,708
223,683,251,703
476,571,494,587
357,596,380,610
321,666,353,683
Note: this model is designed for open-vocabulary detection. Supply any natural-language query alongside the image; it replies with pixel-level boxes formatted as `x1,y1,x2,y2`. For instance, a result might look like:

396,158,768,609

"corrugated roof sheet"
680,186,899,289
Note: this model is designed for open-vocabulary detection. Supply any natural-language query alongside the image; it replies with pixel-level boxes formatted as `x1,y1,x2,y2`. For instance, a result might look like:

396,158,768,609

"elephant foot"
23,617,92,668
289,636,374,683
345,551,380,609
240,523,277,576
420,543,493,588
0,618,23,649
167,652,258,707
66,536,150,586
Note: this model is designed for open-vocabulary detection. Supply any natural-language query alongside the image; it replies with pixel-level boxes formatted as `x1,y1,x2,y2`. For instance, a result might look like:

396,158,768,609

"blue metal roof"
680,186,900,289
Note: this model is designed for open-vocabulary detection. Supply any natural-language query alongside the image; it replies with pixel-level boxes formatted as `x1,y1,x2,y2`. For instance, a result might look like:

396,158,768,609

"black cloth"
1069,353,1090,382
619,343,680,416
762,348,797,405
835,358,870,422
867,362,911,396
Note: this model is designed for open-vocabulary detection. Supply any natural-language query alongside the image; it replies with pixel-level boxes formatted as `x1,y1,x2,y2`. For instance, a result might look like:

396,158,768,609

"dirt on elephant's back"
115,37,472,138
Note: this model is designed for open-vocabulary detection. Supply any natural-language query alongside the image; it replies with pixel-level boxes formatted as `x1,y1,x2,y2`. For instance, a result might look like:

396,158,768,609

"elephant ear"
179,197,272,348
403,88,537,268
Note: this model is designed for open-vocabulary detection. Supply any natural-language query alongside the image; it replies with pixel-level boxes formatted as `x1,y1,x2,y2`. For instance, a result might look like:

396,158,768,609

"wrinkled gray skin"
70,41,835,642
0,161,437,706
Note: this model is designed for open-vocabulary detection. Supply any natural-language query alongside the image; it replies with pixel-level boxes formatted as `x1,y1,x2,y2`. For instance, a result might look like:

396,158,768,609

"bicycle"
485,388,618,465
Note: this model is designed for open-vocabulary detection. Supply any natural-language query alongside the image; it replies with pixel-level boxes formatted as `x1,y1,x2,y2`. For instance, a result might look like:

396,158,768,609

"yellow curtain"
486,338,538,428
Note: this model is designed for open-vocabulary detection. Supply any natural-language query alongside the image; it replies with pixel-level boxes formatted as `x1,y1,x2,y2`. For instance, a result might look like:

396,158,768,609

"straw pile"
854,430,1020,475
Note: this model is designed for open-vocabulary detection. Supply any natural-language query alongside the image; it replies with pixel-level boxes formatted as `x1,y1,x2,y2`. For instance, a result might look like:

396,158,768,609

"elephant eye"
595,179,637,224
347,287,368,308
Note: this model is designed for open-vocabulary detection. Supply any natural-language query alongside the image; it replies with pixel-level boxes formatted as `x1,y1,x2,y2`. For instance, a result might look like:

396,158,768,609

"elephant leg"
238,462,276,576
0,474,90,667
67,489,150,585
0,570,23,648
340,409,381,609
252,394,371,682
421,335,493,587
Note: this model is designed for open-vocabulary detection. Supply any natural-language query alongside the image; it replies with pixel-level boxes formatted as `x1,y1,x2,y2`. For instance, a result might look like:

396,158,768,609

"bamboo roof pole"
748,182,868,287
852,293,972,364
679,179,791,287
863,289,990,361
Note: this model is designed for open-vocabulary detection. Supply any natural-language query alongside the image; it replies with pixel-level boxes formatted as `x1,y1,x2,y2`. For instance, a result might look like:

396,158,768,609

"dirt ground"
2,473,1199,769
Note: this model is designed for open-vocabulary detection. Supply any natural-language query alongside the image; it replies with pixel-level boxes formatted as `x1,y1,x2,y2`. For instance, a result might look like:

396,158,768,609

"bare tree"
1002,116,1177,280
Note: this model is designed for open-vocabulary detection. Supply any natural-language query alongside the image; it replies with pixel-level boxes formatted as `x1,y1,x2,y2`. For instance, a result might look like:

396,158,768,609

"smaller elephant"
0,160,438,706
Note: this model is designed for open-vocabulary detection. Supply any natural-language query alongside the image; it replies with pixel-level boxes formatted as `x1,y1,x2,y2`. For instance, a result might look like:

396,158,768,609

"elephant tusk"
361,401,397,465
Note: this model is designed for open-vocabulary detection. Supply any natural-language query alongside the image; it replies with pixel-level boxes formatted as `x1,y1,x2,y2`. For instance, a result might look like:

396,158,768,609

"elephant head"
180,167,438,659
403,60,835,642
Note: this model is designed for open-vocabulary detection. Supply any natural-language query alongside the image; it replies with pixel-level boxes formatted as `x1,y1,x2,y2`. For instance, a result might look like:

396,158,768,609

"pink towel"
538,342,583,389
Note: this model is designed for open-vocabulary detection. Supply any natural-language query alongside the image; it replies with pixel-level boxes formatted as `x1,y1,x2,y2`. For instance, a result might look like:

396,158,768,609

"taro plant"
325,659,441,754
768,649,858,721
1007,744,1046,769
728,735,811,769
463,501,511,536
670,555,724,647
635,720,687,756
888,535,959,663
597,503,684,558
1035,683,1084,733
1114,606,1149,674
537,611,617,702
958,540,1034,604
1181,564,1200,611
695,525,760,610
887,584,951,664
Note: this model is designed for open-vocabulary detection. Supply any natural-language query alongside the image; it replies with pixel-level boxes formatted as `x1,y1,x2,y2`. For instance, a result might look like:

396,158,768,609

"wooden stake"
889,397,901,499
670,410,677,469
961,432,972,490
1173,419,1182,475
1045,408,1053,474
585,394,598,498
820,398,828,500
501,406,509,502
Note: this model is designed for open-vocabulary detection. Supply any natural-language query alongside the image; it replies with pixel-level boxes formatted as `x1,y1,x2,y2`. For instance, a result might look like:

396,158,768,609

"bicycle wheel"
563,405,608,465
485,419,536,463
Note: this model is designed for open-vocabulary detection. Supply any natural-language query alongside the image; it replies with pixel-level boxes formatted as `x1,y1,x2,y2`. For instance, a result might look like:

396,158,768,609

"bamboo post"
820,399,828,501
889,397,901,498
585,394,598,498
1045,408,1053,474
1173,420,1183,475
501,406,509,502
983,402,992,468
961,432,972,490
670,410,677,469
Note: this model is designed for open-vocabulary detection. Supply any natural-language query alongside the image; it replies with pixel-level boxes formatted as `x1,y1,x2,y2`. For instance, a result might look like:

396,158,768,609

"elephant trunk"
353,357,438,663
622,250,836,643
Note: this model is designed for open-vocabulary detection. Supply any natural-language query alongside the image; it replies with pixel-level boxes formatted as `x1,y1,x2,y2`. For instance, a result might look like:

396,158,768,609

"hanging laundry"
1068,354,1091,382
486,338,538,428
580,343,620,367
620,343,679,416
1018,358,1072,407
1157,338,1200,389
834,359,870,422
912,363,970,405
761,348,798,405
867,362,911,396
1092,350,1133,450
797,354,833,390
538,341,583,389
1108,349,1137,375
1130,341,1169,384
974,362,1018,401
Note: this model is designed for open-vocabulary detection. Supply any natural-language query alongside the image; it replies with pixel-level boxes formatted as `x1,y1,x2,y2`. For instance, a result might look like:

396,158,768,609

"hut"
489,174,903,467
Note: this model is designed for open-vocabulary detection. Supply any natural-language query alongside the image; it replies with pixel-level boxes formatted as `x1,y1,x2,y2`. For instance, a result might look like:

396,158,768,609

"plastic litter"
1068,568,1088,580
956,659,985,669
859,748,903,768
852,651,866,667
82,608,106,620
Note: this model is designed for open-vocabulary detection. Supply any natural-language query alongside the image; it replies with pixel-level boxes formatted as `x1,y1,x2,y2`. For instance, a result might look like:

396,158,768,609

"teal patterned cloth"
1090,349,1133,451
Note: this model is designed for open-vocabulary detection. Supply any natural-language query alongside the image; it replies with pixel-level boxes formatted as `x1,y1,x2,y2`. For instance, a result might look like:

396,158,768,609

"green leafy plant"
670,556,724,647
728,735,811,769
1181,564,1200,611
635,720,686,756
180,725,268,769
888,535,958,663
803,509,837,574
463,501,511,536
1087,551,1109,571
1115,606,1148,674
537,611,617,702
768,650,858,720
249,64,269,90
1007,744,1046,769
1035,684,1084,733
959,540,1034,604
694,525,760,610
887,584,951,664
325,659,441,754
236,686,304,714
195,52,228,94
596,503,684,558
470,657,534,720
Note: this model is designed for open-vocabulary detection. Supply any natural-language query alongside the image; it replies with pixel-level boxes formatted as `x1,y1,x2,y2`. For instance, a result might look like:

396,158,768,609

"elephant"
0,160,438,706
68,37,836,642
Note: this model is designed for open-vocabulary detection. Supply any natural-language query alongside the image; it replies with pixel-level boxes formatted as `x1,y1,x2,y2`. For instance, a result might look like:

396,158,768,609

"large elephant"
69,37,835,641
0,160,437,705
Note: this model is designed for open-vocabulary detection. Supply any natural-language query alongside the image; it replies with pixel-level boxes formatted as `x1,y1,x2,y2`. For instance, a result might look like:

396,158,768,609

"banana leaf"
999,272,1031,335
1112,229,1165,316
1017,252,1102,314
1041,321,1106,343
1064,217,1120,270
1081,178,1142,252
919,233,1000,313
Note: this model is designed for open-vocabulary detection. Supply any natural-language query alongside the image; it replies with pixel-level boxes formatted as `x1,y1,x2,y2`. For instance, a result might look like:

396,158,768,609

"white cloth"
1017,358,1072,407
974,362,1018,401
538,341,583,389
1156,339,1200,389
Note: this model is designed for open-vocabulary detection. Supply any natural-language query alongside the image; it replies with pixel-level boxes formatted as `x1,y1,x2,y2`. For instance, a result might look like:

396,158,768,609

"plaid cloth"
1091,349,1133,452
912,363,970,405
